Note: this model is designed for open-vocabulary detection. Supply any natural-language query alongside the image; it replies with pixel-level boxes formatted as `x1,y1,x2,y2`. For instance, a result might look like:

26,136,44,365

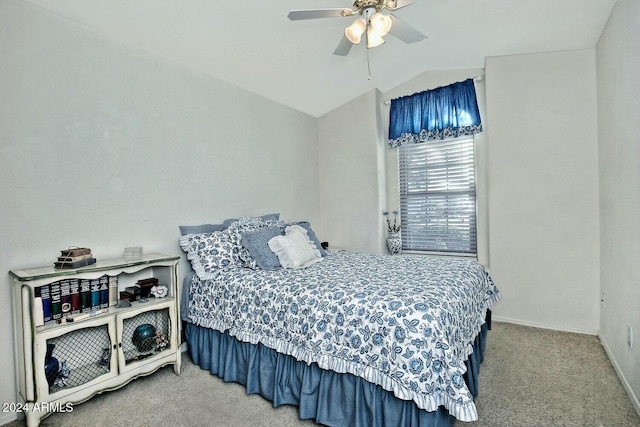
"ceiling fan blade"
333,34,354,56
287,8,347,20
389,13,427,44
388,0,415,11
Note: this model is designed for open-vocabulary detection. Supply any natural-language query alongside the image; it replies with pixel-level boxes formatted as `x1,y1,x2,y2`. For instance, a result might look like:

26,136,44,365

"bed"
179,216,501,426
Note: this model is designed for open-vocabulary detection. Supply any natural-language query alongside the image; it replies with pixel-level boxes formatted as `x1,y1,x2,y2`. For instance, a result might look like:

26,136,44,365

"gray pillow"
241,226,284,270
179,223,224,236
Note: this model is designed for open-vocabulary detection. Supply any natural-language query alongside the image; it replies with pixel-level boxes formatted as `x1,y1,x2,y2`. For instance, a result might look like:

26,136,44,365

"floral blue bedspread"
187,251,501,421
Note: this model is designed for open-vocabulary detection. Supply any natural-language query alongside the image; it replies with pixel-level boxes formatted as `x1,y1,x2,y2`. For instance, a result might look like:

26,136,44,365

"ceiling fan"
287,0,426,56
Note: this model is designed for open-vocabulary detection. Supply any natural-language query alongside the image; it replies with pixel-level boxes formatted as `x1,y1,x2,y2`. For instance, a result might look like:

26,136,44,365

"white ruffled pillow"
268,225,322,269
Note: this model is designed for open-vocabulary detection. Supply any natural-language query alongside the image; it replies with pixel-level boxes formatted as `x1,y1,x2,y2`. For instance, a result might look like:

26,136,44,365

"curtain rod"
382,76,483,105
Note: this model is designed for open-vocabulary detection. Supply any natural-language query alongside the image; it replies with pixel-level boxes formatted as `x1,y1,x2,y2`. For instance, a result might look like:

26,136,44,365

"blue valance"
388,78,483,148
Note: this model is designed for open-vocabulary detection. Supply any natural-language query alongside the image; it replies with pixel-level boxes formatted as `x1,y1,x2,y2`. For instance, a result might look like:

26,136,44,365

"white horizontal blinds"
398,136,477,255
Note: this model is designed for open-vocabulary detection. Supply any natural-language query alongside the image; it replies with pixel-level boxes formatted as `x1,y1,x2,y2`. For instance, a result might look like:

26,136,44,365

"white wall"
0,1,319,420
485,49,601,334
317,90,384,253
596,0,640,412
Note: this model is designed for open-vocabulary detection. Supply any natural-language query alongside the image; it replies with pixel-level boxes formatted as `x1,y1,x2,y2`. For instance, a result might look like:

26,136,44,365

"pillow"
260,212,281,221
179,213,279,236
179,230,238,280
179,223,224,236
222,213,280,230
226,216,285,269
291,221,327,257
268,225,322,269
241,226,284,270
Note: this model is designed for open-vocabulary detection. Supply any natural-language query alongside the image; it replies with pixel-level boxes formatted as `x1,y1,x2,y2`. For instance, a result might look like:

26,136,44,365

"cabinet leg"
173,351,181,375
25,403,41,427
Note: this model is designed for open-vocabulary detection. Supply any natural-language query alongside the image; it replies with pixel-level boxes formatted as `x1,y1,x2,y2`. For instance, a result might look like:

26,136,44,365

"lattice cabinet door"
34,317,118,402
116,300,178,373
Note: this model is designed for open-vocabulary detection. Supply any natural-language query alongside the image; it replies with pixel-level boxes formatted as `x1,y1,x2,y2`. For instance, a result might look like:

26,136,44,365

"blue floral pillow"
178,223,224,236
179,230,238,280
180,213,280,236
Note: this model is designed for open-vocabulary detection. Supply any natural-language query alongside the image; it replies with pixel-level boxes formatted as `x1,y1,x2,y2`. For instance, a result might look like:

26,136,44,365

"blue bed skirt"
186,315,489,427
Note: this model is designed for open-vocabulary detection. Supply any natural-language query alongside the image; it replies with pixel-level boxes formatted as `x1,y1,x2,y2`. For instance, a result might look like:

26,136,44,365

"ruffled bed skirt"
186,319,488,427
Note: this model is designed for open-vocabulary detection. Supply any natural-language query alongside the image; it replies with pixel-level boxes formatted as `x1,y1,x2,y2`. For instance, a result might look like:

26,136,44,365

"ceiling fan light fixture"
345,18,366,44
367,26,385,48
286,1,426,57
369,12,392,37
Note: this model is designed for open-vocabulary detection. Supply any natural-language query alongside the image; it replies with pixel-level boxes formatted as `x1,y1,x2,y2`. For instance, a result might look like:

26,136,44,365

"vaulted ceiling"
24,0,617,117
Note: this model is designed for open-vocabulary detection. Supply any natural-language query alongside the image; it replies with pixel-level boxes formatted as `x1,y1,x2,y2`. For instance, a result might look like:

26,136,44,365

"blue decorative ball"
132,324,156,352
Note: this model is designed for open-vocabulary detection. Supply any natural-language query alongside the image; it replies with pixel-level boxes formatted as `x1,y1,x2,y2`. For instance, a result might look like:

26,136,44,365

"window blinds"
398,136,477,255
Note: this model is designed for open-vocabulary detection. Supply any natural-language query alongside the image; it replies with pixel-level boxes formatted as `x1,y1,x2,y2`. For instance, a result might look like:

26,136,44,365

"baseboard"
598,334,640,417
492,315,599,336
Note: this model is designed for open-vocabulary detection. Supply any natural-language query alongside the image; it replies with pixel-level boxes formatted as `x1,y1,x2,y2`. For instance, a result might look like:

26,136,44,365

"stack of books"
54,247,96,269
35,273,118,325
119,278,158,302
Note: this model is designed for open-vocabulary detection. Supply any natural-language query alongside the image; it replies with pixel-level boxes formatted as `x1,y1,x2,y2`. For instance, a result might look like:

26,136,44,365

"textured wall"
597,0,640,413
485,49,601,334
317,91,383,254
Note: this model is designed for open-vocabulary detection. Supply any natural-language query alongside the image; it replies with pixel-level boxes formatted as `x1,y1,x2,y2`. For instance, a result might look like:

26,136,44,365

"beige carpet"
4,322,640,427
468,323,639,427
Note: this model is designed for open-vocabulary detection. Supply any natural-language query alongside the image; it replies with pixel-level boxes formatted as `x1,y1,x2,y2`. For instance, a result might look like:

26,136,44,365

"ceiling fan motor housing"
344,0,397,16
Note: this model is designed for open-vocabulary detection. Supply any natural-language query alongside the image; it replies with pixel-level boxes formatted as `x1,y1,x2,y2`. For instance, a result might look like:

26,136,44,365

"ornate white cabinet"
10,254,181,426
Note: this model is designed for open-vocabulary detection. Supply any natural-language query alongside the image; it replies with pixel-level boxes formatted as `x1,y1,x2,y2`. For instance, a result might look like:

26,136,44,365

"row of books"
54,247,96,269
34,275,118,325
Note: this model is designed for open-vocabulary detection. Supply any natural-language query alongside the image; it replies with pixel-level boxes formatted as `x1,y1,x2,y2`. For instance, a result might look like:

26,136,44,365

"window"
398,136,477,256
